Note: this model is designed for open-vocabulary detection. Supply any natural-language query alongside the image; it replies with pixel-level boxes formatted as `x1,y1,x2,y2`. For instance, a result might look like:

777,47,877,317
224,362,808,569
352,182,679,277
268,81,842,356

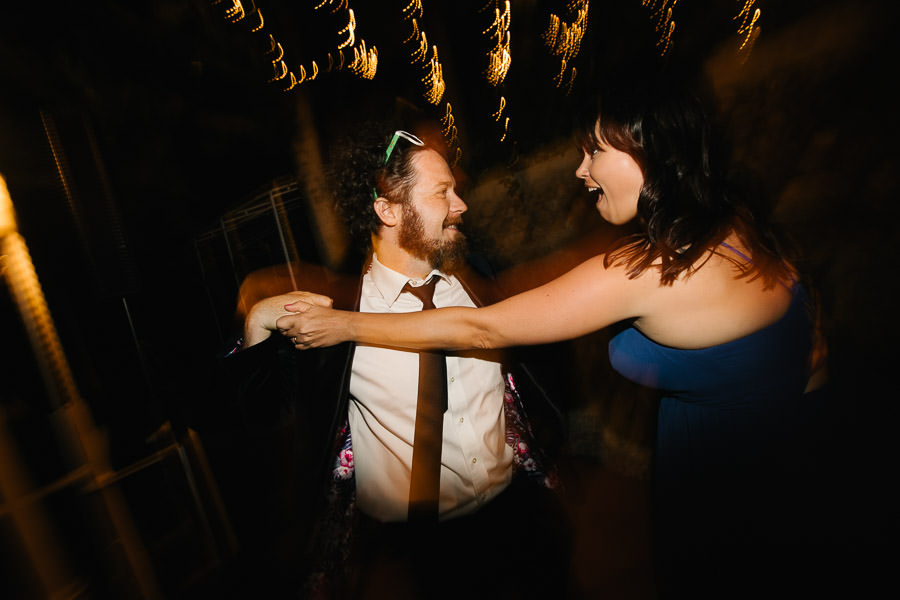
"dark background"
2,0,898,597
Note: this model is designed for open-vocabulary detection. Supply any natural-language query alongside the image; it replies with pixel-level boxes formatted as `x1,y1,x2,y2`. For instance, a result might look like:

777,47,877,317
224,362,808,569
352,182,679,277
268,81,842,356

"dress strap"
719,241,753,264
719,241,797,290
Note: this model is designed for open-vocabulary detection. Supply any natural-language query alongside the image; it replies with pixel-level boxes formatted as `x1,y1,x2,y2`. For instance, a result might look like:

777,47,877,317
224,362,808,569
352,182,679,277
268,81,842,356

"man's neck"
373,239,434,280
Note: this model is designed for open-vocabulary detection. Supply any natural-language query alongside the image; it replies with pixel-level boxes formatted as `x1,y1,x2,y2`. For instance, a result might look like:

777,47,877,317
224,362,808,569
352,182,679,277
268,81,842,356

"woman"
282,79,825,595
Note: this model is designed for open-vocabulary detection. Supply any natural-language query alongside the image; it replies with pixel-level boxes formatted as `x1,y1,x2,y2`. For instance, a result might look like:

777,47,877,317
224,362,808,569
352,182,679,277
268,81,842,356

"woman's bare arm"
280,255,652,351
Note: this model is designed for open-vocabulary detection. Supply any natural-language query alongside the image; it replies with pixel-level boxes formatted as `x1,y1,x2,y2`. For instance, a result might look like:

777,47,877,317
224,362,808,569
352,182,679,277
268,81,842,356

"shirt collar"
370,253,447,306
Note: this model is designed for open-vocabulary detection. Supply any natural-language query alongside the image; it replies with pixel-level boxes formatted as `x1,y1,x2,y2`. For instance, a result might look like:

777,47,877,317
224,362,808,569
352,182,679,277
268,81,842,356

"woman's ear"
373,197,399,227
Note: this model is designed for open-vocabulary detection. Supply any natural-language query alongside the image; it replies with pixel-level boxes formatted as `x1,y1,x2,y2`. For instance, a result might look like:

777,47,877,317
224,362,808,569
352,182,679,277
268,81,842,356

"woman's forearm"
288,255,633,351
347,306,490,351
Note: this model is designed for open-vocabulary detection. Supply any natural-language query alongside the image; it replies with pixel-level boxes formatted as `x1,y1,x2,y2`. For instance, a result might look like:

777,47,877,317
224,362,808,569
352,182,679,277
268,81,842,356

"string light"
421,46,445,105
314,0,348,12
400,5,446,106
337,8,357,50
268,60,287,83
441,103,455,134
265,35,284,62
734,0,762,62
211,1,762,157
225,0,245,22
564,67,577,96
411,29,429,63
491,96,506,121
403,0,423,20
642,0,678,56
404,18,421,44
349,40,378,79
543,0,589,89
209,0,376,92
249,8,264,32
483,0,511,86
401,0,462,165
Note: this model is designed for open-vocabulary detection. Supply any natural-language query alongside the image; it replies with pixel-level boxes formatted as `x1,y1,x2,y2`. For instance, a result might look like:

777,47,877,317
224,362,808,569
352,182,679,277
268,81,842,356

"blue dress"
609,284,814,593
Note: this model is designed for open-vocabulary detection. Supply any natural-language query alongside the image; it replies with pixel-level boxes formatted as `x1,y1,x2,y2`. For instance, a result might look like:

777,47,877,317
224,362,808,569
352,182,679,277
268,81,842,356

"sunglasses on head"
373,130,426,199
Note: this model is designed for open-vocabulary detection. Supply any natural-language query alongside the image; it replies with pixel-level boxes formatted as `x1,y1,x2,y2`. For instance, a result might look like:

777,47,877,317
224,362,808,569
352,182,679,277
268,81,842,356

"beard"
397,201,468,274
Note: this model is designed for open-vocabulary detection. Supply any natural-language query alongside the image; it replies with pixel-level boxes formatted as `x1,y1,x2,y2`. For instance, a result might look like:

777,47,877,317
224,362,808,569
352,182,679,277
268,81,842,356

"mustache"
443,216,463,228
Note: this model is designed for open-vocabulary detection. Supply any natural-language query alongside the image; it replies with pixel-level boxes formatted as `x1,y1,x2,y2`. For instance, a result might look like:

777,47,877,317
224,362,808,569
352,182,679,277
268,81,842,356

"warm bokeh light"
224,0,245,23
492,96,506,121
349,39,378,79
249,8,263,32
483,0,512,87
399,4,456,160
642,0,677,57
401,10,445,105
421,46,445,104
735,0,762,62
336,8,357,50
314,0,348,12
543,0,589,89
403,0,423,21
211,0,377,92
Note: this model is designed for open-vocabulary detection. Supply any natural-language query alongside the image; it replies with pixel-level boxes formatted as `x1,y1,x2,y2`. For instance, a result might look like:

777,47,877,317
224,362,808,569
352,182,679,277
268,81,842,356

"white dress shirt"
349,254,513,522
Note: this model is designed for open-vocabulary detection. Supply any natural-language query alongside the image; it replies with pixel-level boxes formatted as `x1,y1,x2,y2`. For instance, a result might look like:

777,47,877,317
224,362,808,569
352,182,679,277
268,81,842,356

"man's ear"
373,198,399,227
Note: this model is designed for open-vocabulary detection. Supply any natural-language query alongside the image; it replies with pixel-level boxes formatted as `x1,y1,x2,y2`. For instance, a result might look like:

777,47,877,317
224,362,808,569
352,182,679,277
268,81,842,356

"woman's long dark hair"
575,77,796,287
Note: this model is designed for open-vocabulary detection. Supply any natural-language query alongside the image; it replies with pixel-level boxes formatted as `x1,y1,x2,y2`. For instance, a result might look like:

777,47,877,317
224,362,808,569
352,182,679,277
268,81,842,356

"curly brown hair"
327,121,436,251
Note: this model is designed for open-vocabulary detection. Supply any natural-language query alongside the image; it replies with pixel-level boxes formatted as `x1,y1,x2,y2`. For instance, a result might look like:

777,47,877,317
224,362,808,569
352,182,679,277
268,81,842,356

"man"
208,123,570,598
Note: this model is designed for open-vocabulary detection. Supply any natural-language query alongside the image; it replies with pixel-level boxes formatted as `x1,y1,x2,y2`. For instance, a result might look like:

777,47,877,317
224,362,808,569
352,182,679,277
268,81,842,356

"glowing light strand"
642,0,678,56
314,0,348,12
483,1,511,86
492,96,506,121
734,0,761,62
210,0,376,92
403,0,423,20
543,0,589,89
441,103,455,136
422,46,445,105
404,18,420,44
337,9,357,49
349,40,378,79
400,5,455,161
400,6,446,105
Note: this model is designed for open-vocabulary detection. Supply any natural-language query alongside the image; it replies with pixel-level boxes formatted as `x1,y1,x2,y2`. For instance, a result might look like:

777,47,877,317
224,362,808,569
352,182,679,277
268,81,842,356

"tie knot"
404,276,439,310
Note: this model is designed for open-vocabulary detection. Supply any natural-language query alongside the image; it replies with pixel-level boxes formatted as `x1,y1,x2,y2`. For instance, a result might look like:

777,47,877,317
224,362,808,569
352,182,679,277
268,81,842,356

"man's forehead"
412,149,455,188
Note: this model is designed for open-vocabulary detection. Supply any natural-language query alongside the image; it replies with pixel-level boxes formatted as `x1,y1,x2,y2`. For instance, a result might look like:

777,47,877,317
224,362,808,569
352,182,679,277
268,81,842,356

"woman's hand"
243,291,333,347
277,302,352,349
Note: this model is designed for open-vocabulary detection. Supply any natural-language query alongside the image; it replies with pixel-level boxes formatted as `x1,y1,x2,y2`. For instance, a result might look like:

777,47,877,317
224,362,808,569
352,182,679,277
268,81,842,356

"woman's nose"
575,154,591,178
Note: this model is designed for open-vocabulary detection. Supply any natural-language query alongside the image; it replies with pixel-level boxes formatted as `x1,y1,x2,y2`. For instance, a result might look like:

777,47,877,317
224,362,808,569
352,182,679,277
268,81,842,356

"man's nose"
451,192,467,214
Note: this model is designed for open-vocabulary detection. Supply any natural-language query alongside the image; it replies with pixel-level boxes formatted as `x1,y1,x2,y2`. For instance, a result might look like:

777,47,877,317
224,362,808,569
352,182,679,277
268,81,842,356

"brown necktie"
403,276,447,523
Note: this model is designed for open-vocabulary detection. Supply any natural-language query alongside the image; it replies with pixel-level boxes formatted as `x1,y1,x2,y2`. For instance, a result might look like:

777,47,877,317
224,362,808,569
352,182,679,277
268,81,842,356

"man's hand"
277,302,352,350
243,291,333,347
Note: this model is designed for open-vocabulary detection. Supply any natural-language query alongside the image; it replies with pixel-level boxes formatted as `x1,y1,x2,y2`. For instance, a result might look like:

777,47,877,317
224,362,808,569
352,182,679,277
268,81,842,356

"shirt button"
449,376,455,383
471,457,477,464
458,417,464,424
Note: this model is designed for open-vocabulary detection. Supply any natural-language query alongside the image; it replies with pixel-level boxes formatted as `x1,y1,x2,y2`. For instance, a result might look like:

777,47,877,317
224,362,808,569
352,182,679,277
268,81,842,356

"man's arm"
243,292,332,347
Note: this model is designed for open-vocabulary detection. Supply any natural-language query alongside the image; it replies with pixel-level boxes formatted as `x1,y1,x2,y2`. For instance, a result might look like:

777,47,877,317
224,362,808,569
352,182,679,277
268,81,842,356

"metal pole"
1,173,163,599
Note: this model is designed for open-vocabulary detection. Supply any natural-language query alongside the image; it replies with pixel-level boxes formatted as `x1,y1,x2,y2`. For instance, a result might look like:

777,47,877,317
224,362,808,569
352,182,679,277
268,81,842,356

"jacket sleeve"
505,350,570,464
